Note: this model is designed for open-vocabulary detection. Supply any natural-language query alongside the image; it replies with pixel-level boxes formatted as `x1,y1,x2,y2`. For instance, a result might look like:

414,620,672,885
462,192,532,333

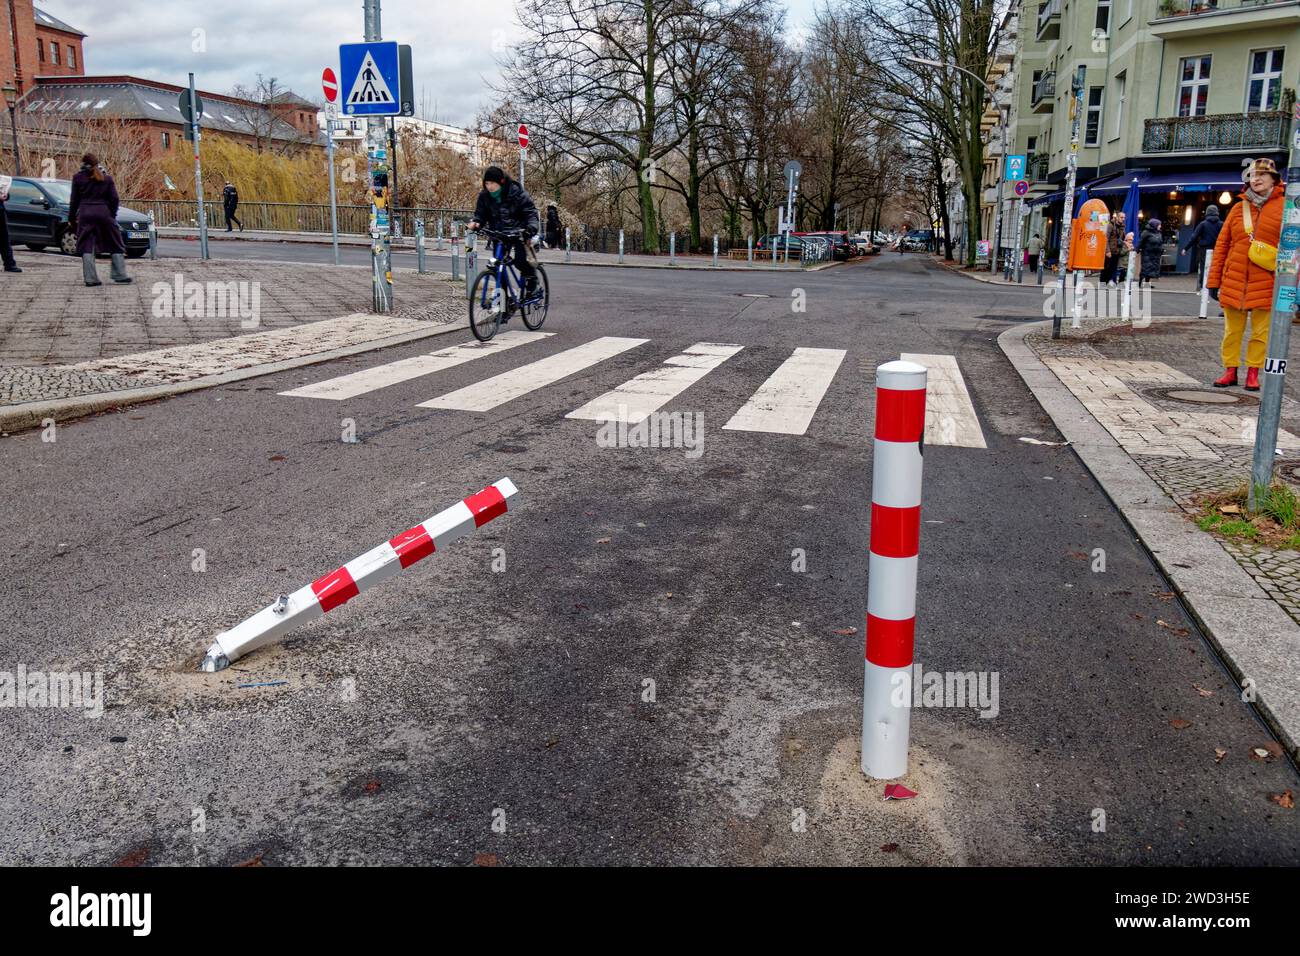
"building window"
162,131,171,149
1247,48,1285,112
68,46,76,70
1178,55,1211,117
1085,86,1105,146
37,41,44,63
1113,72,1126,139
50,42,59,66
1096,0,1111,33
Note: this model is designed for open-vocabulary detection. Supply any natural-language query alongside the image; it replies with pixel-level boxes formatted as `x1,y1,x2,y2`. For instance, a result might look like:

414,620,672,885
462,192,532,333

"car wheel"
25,243,46,252
58,227,78,256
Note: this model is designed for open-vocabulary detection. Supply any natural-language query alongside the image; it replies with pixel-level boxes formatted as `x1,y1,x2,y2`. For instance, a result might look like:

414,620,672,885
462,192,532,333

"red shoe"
1245,367,1260,391
1213,367,1238,387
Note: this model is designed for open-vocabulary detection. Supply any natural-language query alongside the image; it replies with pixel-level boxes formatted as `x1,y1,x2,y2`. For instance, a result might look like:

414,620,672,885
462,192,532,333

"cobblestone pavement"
0,252,461,367
0,252,461,407
1029,316,1300,627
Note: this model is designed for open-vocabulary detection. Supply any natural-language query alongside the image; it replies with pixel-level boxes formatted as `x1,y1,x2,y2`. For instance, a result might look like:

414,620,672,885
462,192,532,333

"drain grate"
1141,384,1258,410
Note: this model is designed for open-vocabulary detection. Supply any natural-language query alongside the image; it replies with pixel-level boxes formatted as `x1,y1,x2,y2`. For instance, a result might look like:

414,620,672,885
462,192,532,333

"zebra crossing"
279,332,987,445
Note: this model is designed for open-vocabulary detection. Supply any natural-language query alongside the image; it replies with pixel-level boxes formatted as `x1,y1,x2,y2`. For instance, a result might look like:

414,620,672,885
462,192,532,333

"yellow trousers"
1221,306,1271,369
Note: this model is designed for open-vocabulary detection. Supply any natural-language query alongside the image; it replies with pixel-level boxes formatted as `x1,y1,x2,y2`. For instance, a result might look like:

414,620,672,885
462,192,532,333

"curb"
938,256,1200,295
0,320,464,434
999,319,1300,761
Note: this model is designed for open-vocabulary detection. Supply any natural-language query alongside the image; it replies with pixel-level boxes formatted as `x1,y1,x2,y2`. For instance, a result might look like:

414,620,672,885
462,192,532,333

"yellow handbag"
1241,202,1278,272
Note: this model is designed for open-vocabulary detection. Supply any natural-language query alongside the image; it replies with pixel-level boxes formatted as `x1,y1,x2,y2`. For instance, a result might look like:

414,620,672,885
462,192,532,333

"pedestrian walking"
1207,158,1284,391
1181,205,1222,289
545,204,562,250
1137,218,1164,287
1100,212,1125,285
1026,233,1042,274
68,153,130,286
222,181,243,232
0,176,22,273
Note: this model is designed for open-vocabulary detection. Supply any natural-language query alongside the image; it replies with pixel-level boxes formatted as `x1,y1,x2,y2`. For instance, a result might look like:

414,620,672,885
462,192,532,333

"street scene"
1,0,1299,919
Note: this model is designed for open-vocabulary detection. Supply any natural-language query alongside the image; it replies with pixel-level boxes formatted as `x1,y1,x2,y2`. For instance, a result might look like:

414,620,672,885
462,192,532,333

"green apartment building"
1013,0,1296,272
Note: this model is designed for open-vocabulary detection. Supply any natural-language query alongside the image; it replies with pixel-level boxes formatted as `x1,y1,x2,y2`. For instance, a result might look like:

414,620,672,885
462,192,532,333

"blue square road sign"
339,41,401,116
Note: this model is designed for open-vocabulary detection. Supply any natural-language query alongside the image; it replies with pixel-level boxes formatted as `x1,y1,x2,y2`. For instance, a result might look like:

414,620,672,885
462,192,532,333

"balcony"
1143,111,1289,153
1031,72,1055,114
1028,154,1051,182
1036,0,1062,40
1151,0,1300,37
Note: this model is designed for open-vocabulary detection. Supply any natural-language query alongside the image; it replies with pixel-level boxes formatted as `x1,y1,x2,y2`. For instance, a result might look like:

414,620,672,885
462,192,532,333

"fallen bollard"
198,478,520,672
862,360,926,780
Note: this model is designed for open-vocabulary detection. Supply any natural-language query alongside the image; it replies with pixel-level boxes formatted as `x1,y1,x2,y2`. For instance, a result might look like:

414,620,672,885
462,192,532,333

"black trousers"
0,204,16,268
506,239,537,284
224,206,242,230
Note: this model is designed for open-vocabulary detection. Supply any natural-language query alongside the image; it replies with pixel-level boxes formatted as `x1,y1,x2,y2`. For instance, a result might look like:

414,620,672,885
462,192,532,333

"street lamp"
904,56,1007,273
2,84,18,177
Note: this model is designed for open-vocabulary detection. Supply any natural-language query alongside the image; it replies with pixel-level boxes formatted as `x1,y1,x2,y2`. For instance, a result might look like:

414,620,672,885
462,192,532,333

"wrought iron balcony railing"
1142,110,1288,153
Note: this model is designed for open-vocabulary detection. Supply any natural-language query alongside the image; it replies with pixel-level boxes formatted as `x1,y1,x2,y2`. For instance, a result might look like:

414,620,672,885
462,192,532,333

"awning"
1025,191,1062,207
1091,168,1244,195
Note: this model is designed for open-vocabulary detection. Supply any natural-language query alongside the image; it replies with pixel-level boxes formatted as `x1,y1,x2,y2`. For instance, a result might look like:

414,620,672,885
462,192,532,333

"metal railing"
1142,110,1289,153
1028,154,1050,181
1154,0,1282,18
1037,0,1062,33
1032,71,1056,107
127,199,473,235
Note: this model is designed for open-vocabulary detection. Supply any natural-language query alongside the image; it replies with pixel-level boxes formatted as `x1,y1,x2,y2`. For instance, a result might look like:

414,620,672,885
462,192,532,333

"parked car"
2,176,150,258
756,233,807,253
799,231,854,260
902,230,934,252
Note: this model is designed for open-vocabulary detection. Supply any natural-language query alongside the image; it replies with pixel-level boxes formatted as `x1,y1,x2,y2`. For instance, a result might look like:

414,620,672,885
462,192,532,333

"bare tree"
227,74,312,155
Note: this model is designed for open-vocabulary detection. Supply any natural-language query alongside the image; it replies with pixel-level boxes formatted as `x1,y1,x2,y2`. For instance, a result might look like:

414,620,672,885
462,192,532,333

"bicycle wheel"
521,265,549,331
469,269,505,342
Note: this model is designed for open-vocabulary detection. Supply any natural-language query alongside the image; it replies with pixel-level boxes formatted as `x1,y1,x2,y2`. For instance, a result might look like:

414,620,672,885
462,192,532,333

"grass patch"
1195,481,1300,550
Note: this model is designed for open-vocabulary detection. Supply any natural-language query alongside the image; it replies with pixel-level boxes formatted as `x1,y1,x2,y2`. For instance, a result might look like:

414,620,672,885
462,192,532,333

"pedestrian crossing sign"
339,41,401,116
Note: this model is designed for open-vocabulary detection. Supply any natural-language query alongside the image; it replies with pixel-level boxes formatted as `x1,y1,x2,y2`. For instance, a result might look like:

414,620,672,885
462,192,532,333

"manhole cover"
1165,389,1241,405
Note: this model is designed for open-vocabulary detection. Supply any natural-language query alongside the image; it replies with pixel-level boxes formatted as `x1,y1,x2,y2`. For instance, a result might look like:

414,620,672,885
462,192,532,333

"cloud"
41,0,519,126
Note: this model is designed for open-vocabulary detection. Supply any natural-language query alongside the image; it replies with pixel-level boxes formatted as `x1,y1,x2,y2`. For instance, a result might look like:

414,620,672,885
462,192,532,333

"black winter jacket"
1138,226,1165,278
1183,217,1222,252
472,179,540,237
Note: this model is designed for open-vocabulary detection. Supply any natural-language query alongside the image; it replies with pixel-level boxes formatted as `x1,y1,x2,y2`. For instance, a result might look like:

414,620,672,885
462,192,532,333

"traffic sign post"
340,40,401,117
518,122,528,190
1004,154,1026,183
182,74,209,261
353,2,395,312
783,160,802,264
323,67,341,266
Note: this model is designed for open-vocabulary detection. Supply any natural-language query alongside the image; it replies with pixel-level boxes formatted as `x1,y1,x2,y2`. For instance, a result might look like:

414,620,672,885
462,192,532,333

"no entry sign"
518,123,529,149
322,67,338,103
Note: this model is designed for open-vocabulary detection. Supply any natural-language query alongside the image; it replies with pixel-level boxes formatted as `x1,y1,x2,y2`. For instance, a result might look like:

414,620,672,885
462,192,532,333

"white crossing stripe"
900,352,987,449
566,343,743,424
279,330,552,401
418,336,649,412
723,347,845,435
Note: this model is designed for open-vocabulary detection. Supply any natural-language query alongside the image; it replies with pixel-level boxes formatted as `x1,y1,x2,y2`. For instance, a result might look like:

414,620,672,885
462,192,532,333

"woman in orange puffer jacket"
1206,158,1284,391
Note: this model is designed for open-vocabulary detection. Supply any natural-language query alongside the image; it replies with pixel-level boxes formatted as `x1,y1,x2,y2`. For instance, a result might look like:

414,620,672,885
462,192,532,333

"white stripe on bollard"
862,360,927,781
198,479,519,672
1199,249,1213,319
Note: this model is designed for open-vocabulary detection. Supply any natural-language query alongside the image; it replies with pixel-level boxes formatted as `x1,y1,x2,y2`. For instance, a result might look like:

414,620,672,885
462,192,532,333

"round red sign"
322,68,338,103
518,123,529,149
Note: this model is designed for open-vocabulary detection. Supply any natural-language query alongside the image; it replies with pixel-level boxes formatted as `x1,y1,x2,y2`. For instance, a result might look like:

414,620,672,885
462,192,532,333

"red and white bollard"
199,478,519,672
862,360,926,780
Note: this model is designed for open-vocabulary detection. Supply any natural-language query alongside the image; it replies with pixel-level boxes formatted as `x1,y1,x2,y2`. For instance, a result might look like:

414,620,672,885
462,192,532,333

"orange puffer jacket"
1208,184,1285,312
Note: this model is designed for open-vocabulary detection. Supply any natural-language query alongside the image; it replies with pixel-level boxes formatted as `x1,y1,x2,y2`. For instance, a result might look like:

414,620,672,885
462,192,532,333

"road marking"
900,353,987,448
418,336,649,412
566,342,744,424
723,347,845,435
279,330,551,400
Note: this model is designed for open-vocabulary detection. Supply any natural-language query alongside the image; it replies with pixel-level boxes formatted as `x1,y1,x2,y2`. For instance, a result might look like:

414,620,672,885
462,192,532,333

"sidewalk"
157,226,828,271
1002,314,1300,760
0,251,463,431
934,254,1204,294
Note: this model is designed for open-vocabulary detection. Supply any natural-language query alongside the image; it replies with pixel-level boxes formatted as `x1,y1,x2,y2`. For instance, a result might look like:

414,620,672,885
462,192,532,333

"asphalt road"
0,249,1293,866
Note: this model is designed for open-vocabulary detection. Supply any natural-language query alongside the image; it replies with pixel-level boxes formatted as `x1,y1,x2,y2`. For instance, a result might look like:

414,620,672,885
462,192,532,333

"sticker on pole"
340,41,401,116
1266,357,1288,375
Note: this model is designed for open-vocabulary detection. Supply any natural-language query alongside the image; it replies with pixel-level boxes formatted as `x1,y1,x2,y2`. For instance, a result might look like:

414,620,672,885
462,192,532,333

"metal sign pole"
1249,117,1300,510
188,73,209,261
1012,200,1024,282
326,117,340,266
1053,67,1086,339
363,0,392,313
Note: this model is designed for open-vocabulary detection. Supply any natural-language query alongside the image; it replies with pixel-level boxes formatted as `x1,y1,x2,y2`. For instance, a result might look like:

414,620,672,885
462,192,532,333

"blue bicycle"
468,227,549,342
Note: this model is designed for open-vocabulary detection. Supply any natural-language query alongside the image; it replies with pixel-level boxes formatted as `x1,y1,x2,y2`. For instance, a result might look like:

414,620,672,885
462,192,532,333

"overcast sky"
44,0,823,127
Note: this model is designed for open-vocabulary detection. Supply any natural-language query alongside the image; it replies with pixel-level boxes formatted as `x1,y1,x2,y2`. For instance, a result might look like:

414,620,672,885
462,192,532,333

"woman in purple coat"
68,153,131,286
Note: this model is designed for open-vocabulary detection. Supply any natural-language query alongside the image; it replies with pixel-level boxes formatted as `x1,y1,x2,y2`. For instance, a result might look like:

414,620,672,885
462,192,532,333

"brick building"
4,1,85,94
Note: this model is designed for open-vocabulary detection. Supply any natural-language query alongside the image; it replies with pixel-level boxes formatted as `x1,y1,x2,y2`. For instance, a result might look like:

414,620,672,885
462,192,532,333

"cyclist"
467,166,541,298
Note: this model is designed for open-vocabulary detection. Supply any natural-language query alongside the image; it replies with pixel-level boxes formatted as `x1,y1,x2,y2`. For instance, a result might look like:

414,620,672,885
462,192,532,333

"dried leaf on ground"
1269,790,1294,809
1214,747,1228,763
1170,718,1192,730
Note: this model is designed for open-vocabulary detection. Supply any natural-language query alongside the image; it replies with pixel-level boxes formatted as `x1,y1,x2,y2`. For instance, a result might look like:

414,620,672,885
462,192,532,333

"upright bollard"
748,234,753,263
1037,252,1045,285
618,228,624,264
1121,247,1137,321
565,227,571,263
437,215,445,251
713,234,719,268
772,235,777,266
451,240,460,282
1199,250,1214,319
1071,272,1083,329
415,218,426,274
147,210,157,260
465,234,477,299
670,232,676,265
862,360,927,781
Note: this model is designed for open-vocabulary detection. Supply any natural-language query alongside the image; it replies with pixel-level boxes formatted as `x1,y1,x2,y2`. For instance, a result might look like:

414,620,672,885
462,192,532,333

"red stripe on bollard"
865,613,915,667
389,526,435,568
464,486,508,526
311,566,360,612
874,388,926,442
869,503,921,558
